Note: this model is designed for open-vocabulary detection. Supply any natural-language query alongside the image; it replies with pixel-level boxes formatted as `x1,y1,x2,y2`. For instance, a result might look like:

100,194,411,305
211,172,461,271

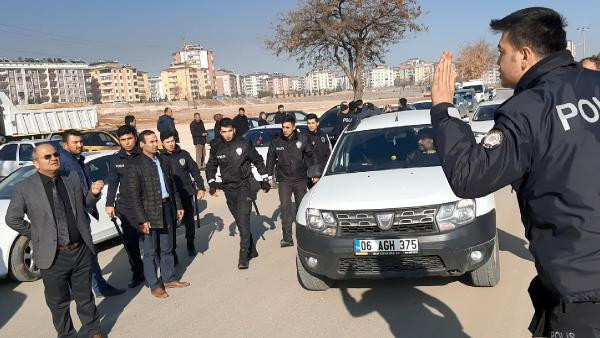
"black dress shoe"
280,239,294,247
248,247,258,260
238,250,249,269
127,274,145,288
94,285,126,298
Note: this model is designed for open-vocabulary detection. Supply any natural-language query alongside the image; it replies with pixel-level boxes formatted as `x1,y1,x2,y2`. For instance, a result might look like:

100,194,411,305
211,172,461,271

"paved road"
1,89,539,338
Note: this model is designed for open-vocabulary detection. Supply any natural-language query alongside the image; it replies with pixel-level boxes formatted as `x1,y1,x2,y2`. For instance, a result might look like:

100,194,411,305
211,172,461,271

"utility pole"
577,27,590,59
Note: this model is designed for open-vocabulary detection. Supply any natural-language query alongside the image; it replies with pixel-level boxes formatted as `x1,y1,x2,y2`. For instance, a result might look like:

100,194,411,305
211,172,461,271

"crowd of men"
5,6,600,337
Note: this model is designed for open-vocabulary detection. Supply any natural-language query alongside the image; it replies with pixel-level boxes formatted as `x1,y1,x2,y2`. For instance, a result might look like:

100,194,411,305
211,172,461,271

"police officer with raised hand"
430,7,600,336
105,125,145,288
161,131,206,257
305,113,331,189
267,115,320,247
206,118,270,269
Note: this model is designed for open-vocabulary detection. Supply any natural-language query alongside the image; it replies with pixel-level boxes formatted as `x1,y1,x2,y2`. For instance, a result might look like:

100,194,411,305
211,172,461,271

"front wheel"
296,255,333,291
468,234,500,287
9,236,41,282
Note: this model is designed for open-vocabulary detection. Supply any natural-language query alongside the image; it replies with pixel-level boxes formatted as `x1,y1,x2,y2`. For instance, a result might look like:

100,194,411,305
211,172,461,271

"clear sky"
0,0,597,76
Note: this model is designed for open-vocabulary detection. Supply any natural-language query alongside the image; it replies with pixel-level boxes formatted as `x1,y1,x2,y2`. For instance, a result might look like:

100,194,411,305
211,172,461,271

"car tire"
296,254,333,291
468,234,500,287
9,236,41,282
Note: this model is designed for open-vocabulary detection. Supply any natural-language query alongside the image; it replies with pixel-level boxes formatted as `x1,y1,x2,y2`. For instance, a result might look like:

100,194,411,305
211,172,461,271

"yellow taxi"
48,130,120,152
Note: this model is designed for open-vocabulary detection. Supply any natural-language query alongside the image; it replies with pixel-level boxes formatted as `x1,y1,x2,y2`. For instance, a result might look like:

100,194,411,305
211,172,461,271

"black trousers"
528,276,600,337
278,180,307,241
223,184,255,253
116,206,144,277
40,244,100,338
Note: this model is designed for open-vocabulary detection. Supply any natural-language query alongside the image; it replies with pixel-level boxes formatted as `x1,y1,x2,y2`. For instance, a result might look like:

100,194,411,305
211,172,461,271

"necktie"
52,181,71,246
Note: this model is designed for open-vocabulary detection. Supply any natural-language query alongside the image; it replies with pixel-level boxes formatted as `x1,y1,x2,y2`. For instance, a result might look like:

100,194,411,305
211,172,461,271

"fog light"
307,257,318,268
470,250,483,263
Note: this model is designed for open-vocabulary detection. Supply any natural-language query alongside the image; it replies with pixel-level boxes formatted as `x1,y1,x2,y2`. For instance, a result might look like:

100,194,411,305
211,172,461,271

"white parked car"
0,139,63,179
469,101,503,143
295,110,498,290
213,123,309,183
462,80,487,103
0,151,119,282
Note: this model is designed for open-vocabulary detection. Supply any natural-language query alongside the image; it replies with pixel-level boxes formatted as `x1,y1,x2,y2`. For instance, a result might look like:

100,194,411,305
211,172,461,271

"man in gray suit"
6,144,105,338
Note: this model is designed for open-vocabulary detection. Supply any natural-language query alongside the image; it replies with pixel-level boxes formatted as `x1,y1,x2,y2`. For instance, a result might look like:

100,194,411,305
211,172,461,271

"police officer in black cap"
430,7,600,336
266,115,320,247
305,113,331,189
105,125,145,288
160,131,206,257
206,118,270,269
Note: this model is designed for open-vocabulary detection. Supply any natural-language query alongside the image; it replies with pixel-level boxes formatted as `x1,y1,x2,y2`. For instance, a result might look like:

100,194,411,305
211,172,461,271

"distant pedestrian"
125,115,136,129
258,112,269,126
189,113,208,168
232,107,250,136
273,104,287,124
157,107,179,142
6,143,105,338
127,130,189,299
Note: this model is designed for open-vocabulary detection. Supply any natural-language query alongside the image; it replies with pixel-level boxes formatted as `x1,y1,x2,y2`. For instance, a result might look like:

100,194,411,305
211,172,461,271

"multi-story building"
172,45,216,95
366,65,397,88
88,61,149,103
136,70,150,102
241,72,270,97
304,70,336,94
160,63,211,101
481,66,501,85
290,76,305,93
215,69,241,97
566,40,577,59
149,76,164,101
395,60,434,86
0,58,88,105
264,73,296,97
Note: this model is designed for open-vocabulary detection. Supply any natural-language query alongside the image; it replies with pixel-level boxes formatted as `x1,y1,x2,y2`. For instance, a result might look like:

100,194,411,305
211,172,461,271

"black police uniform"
163,145,205,254
206,136,269,266
331,111,359,143
306,128,331,188
266,131,319,244
232,115,250,137
430,50,600,335
105,147,144,281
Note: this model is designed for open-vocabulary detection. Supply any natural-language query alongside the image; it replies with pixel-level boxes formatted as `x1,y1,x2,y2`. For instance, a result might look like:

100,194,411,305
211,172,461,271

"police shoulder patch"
482,130,504,149
296,141,302,149
179,158,186,166
235,147,243,156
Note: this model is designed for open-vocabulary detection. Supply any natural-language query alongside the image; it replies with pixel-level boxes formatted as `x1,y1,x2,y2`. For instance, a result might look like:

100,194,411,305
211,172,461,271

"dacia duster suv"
295,110,499,290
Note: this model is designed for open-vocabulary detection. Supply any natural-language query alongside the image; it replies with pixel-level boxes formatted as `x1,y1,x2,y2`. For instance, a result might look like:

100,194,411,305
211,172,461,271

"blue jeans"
141,203,176,290
90,254,109,293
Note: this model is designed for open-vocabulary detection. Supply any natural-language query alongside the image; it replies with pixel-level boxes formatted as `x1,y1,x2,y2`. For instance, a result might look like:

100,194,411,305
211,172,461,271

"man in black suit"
6,143,104,338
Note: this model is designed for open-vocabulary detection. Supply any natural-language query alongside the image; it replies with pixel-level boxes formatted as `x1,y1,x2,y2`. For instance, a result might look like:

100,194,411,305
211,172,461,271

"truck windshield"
327,125,440,175
463,85,484,93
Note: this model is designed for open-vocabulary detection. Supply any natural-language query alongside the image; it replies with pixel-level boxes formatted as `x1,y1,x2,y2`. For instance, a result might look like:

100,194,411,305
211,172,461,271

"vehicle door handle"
18,162,24,166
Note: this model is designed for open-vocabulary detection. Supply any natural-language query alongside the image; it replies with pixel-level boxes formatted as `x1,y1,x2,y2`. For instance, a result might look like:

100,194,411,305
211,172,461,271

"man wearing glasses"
6,144,105,337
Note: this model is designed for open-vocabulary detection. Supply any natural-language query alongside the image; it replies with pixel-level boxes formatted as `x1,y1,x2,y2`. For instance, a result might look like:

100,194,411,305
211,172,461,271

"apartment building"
160,63,211,101
304,70,336,93
149,76,164,101
88,61,149,103
241,72,270,97
172,44,216,95
366,66,397,88
0,58,88,105
215,69,241,97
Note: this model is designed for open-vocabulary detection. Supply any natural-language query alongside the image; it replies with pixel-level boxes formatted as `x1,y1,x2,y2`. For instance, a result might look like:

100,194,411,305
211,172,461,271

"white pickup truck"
0,92,98,143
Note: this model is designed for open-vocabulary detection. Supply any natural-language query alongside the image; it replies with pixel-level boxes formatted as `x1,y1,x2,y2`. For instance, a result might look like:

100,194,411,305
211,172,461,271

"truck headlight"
306,208,337,236
435,199,476,232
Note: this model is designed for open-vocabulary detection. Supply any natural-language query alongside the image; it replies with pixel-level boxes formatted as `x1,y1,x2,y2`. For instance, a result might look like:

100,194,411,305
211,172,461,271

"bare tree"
266,0,426,100
456,40,497,81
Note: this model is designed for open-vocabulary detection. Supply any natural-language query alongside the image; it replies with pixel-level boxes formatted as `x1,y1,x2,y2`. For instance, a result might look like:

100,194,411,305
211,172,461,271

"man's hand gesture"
432,51,457,107
91,180,104,195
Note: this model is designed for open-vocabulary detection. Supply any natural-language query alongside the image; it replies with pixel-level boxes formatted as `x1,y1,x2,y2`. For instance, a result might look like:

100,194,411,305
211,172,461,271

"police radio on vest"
556,97,600,131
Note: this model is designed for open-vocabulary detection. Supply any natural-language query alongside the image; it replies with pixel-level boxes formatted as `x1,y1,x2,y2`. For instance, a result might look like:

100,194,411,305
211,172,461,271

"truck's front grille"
338,256,445,274
335,206,438,236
